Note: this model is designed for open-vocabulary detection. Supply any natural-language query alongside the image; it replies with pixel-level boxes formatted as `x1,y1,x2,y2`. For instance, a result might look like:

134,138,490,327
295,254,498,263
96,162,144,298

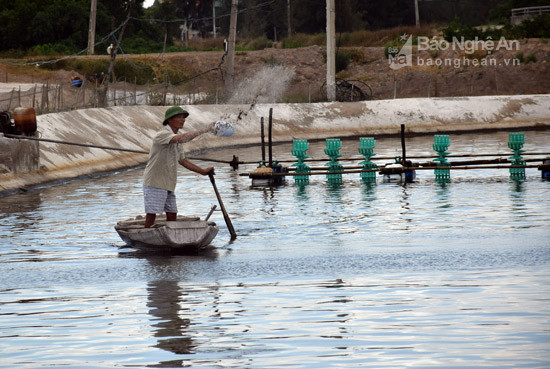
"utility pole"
99,0,136,107
287,0,291,36
326,0,336,101
212,0,216,38
87,0,97,55
414,0,420,27
225,0,238,96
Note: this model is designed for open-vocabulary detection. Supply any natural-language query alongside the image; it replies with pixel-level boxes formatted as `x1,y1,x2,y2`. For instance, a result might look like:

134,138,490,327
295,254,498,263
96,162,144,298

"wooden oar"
208,172,237,240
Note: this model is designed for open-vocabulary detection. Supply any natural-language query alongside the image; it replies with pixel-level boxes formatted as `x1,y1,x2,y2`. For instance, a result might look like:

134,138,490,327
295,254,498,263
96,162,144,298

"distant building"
511,6,550,25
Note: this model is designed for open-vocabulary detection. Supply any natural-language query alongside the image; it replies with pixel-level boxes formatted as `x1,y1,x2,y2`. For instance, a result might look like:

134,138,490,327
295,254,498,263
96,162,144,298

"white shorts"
143,185,178,214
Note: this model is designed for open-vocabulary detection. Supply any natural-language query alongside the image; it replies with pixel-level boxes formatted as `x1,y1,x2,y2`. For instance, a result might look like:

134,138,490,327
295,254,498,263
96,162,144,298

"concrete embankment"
1,95,549,195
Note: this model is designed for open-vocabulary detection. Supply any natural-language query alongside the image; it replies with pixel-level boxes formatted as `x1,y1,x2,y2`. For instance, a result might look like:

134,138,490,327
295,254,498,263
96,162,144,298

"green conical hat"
163,106,189,125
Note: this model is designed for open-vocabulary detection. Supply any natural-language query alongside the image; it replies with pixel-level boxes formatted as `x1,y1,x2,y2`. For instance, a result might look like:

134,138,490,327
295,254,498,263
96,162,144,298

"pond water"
1,129,549,368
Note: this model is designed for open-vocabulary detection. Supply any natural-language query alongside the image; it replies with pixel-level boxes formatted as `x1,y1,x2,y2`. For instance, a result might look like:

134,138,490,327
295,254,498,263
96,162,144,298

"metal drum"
13,107,37,135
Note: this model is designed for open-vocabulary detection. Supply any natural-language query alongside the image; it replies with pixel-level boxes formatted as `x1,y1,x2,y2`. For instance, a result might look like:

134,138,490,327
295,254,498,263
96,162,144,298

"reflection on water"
0,190,42,216
148,280,195,356
294,184,310,202
0,191,43,230
0,130,549,368
511,178,524,193
435,182,452,210
326,182,343,202
360,182,377,202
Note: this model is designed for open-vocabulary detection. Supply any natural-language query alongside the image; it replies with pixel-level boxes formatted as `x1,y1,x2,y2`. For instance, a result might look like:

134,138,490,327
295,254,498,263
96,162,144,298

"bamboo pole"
188,153,550,167
187,156,241,164
285,157,545,172
240,164,549,177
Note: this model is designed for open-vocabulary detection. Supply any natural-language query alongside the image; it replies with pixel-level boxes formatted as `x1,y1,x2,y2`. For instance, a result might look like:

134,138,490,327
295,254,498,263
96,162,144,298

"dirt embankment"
1,39,549,104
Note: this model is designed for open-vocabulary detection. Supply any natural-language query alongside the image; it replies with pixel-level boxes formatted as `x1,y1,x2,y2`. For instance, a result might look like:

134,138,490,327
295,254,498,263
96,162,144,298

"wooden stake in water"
268,108,273,167
261,117,266,163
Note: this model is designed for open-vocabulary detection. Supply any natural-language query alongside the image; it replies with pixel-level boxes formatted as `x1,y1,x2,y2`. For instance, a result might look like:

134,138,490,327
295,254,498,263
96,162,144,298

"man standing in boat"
143,106,215,228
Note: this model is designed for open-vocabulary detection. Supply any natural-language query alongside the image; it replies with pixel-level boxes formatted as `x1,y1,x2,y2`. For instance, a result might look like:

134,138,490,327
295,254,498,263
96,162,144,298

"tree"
0,0,41,49
0,0,113,53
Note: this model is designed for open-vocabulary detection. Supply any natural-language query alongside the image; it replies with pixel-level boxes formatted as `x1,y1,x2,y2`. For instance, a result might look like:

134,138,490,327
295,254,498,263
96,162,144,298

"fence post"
40,85,45,113
53,85,57,112
81,79,86,109
8,88,14,111
43,83,49,112
32,85,37,108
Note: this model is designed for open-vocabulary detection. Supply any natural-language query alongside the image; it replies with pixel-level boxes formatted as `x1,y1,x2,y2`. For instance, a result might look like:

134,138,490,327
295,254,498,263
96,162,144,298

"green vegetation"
35,56,197,85
443,14,550,41
515,51,537,64
525,53,538,64
282,34,325,49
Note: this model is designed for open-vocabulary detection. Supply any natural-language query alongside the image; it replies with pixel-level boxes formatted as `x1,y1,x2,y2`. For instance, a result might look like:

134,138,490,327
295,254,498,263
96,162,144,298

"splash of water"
229,65,295,105
224,65,295,123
